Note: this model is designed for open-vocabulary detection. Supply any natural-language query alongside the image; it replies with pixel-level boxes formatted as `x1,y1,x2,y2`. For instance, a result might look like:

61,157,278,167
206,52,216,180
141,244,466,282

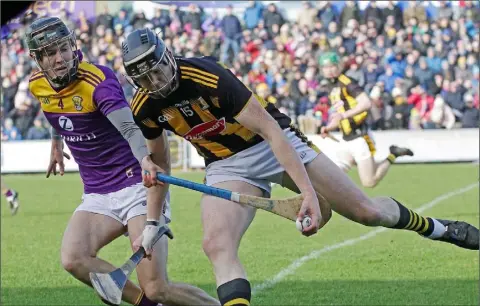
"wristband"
146,219,160,226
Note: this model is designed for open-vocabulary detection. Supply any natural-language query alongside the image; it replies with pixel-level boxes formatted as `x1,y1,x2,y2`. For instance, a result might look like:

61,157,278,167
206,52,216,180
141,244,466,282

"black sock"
135,291,157,306
390,198,435,236
217,278,251,306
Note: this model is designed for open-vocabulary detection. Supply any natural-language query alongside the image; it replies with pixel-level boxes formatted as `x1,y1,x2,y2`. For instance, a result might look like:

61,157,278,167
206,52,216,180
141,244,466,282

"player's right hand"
320,126,328,138
46,141,70,178
298,192,321,237
141,155,166,187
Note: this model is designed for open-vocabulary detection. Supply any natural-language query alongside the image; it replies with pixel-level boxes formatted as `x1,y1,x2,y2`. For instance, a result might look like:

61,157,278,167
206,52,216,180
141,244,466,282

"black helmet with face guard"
122,28,179,98
25,17,79,87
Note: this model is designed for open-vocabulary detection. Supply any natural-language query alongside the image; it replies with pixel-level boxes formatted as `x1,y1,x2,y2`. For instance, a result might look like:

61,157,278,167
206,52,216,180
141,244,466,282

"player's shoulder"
29,71,44,83
77,61,118,86
130,89,152,118
178,56,223,73
29,71,49,95
338,74,355,86
178,56,225,90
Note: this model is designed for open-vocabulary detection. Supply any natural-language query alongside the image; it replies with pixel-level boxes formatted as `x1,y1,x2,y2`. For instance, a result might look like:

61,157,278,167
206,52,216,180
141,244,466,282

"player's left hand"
298,192,321,237
141,155,166,188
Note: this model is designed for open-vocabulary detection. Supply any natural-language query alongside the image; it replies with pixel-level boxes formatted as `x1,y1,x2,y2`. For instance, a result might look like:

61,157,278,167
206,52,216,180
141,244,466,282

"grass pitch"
1,164,478,305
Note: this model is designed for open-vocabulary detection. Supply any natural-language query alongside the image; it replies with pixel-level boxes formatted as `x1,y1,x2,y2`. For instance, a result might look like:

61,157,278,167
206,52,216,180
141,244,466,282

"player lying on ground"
318,52,414,188
1,181,19,215
121,28,479,306
25,17,219,306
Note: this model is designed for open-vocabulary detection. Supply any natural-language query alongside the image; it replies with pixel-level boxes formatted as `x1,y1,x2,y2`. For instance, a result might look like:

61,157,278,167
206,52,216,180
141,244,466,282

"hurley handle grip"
156,173,233,201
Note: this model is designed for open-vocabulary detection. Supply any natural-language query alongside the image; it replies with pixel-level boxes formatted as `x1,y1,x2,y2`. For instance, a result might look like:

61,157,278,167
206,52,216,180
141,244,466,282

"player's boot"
433,219,479,250
6,190,19,216
389,145,414,157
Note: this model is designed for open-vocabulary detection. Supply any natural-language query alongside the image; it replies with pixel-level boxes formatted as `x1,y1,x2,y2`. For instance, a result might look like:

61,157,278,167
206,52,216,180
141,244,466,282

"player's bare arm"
46,127,70,178
144,131,171,220
325,93,371,136
235,95,321,236
133,131,171,257
339,92,372,119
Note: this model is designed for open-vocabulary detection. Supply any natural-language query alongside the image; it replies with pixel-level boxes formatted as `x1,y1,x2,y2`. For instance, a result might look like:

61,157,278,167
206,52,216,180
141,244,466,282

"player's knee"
359,175,377,188
360,179,377,188
61,252,86,275
143,280,169,303
202,233,232,261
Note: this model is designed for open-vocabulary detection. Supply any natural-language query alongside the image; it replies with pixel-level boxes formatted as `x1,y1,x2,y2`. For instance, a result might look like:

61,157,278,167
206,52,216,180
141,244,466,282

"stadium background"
0,2,478,306
1,0,479,172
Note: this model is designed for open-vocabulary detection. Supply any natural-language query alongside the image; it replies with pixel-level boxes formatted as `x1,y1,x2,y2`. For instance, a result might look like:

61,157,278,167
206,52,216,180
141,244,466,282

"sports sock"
135,290,157,306
217,278,251,306
390,198,445,238
386,153,396,164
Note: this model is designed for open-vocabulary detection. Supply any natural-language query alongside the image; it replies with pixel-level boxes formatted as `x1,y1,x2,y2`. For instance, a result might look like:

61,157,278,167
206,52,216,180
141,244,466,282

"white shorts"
335,133,376,172
75,183,171,225
205,128,320,196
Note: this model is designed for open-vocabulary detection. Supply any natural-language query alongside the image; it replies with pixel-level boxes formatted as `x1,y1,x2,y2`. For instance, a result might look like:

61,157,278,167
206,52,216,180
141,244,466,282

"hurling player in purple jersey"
26,17,219,306
1,181,19,215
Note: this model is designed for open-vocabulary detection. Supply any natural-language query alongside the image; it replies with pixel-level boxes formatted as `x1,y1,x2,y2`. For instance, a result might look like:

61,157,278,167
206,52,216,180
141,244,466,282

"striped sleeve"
130,90,164,140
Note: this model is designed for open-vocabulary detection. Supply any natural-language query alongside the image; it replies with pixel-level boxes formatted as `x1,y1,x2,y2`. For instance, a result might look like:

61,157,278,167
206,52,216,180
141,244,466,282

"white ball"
295,216,312,232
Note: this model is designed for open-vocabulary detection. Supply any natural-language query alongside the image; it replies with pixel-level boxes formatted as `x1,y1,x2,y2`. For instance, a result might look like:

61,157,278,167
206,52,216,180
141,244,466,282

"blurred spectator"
263,3,285,37
3,118,22,141
96,5,114,30
26,118,50,140
243,1,264,30
340,1,360,30
408,84,435,128
220,5,242,64
297,2,318,30
202,10,221,32
429,96,456,129
382,1,403,28
461,93,479,128
317,1,337,28
184,3,202,33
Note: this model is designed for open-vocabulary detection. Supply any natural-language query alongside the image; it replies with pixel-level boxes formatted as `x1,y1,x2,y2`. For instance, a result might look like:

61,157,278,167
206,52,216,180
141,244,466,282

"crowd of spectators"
1,1,479,141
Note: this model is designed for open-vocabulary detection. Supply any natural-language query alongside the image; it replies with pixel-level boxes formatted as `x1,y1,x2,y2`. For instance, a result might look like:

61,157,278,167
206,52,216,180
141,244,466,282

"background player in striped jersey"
319,52,414,188
26,17,218,306
121,28,479,306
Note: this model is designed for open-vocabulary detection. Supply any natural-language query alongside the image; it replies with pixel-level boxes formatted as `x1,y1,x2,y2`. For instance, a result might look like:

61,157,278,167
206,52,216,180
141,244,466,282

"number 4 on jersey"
58,98,64,110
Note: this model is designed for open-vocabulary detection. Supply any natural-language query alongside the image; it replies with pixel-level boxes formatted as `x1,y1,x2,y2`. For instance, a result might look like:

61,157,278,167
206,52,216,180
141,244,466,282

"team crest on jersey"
197,97,210,110
184,117,226,141
72,96,83,111
39,97,50,105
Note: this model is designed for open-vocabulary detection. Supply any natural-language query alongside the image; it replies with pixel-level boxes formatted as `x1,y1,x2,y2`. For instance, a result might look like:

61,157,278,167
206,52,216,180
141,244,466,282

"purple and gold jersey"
29,56,142,194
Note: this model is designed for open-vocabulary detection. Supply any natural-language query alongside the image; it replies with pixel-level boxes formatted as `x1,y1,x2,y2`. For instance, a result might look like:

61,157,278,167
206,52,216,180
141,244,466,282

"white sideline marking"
252,182,479,295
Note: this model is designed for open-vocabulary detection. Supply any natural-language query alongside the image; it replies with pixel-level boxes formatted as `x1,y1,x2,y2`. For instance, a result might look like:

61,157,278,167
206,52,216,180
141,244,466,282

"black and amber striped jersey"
327,74,368,141
130,56,291,166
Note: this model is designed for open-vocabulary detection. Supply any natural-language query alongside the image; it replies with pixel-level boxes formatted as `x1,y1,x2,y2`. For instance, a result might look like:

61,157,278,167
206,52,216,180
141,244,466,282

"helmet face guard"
26,18,79,87
123,29,179,98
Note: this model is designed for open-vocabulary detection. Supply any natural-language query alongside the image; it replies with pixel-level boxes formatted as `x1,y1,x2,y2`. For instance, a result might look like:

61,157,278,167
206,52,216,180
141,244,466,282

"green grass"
1,164,479,305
